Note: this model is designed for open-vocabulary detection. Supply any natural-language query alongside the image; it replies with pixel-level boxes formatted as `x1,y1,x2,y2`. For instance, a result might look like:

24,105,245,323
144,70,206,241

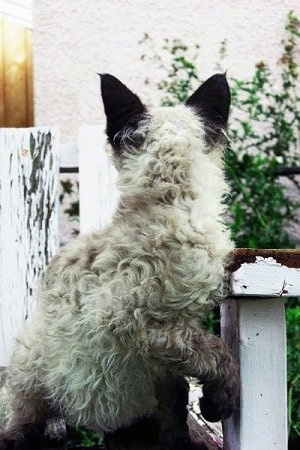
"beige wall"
33,0,300,142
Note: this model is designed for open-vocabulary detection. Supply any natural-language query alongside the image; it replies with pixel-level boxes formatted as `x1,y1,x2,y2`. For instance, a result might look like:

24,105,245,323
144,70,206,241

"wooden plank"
223,248,295,448
0,128,60,367
228,248,300,272
221,299,240,450
230,255,300,297
60,143,78,168
0,367,10,427
187,413,222,449
78,126,119,234
221,298,287,450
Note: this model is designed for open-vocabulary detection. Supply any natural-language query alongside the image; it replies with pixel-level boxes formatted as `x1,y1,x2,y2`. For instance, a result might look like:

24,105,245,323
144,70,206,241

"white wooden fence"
0,126,299,450
0,128,59,364
222,249,300,450
0,126,118,365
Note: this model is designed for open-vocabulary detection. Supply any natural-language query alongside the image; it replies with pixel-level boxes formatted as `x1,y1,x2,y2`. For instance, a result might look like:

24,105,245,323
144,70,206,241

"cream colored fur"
3,104,234,437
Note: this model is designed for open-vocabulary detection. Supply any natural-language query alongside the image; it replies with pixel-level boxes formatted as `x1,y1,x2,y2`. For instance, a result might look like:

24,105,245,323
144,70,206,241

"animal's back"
8,230,161,431
1,72,239,447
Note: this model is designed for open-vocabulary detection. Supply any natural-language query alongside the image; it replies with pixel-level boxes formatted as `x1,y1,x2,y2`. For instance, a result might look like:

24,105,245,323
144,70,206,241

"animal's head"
100,73,230,197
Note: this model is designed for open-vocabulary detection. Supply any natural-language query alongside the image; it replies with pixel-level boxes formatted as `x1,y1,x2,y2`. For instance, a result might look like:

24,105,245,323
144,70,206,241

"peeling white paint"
0,128,59,366
222,298,288,449
231,256,300,297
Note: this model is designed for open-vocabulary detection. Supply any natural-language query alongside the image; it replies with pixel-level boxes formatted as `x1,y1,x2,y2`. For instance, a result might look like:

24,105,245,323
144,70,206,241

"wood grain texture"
221,299,240,450
222,298,288,450
228,248,300,272
223,249,295,448
230,256,300,297
0,128,59,366
239,299,287,449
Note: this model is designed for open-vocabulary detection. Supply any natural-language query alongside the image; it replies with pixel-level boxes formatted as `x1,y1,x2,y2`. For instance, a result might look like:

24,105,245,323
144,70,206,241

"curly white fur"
4,103,234,437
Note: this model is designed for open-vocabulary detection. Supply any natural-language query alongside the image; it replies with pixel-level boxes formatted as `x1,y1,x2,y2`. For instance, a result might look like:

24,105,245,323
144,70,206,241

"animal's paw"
200,394,233,422
199,381,239,422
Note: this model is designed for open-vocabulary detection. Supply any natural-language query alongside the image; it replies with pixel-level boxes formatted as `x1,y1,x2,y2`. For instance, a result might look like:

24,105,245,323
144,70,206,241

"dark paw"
199,354,240,423
199,394,234,422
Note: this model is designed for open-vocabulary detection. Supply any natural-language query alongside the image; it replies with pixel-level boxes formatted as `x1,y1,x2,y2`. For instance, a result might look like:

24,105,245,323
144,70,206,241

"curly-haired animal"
0,73,239,449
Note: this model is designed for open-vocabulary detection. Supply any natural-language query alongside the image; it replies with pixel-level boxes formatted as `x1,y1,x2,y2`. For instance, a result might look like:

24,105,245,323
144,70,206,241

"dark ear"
100,74,146,152
186,73,230,144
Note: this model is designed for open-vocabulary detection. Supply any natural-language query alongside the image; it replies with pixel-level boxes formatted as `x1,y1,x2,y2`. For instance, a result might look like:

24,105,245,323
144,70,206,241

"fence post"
0,127,60,367
78,126,119,234
221,249,300,450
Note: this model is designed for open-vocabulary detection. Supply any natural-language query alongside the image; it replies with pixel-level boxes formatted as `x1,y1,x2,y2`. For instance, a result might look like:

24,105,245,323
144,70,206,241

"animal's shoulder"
42,231,109,284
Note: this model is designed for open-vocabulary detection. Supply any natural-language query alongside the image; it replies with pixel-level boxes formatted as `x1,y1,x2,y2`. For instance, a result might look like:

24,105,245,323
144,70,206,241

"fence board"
222,298,287,450
78,126,119,234
220,248,298,450
0,127,59,366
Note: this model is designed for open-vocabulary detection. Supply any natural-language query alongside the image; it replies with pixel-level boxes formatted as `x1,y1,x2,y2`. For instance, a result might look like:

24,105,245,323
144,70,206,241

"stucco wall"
33,0,300,143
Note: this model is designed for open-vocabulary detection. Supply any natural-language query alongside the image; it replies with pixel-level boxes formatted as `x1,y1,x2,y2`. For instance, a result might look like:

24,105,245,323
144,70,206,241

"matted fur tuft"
1,74,239,448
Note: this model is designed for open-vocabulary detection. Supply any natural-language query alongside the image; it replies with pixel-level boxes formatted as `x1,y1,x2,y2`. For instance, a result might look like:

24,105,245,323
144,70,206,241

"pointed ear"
100,74,146,152
186,73,231,144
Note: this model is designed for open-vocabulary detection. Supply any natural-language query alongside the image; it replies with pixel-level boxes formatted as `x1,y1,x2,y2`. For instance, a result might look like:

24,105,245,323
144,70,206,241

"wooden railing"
222,249,300,450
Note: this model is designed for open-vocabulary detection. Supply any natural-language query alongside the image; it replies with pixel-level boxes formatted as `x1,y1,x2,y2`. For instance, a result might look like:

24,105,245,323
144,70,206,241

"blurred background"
0,0,298,139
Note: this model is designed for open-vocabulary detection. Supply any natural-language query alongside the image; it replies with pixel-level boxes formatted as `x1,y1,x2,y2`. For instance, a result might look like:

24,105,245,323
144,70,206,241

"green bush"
140,11,300,443
287,298,300,439
67,425,104,447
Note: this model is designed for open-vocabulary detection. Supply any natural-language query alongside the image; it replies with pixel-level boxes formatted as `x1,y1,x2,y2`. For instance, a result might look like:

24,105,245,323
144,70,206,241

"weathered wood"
0,128,59,366
222,298,287,450
228,248,300,272
78,126,119,234
220,300,240,450
230,253,300,297
188,413,222,449
0,367,10,427
221,248,296,450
